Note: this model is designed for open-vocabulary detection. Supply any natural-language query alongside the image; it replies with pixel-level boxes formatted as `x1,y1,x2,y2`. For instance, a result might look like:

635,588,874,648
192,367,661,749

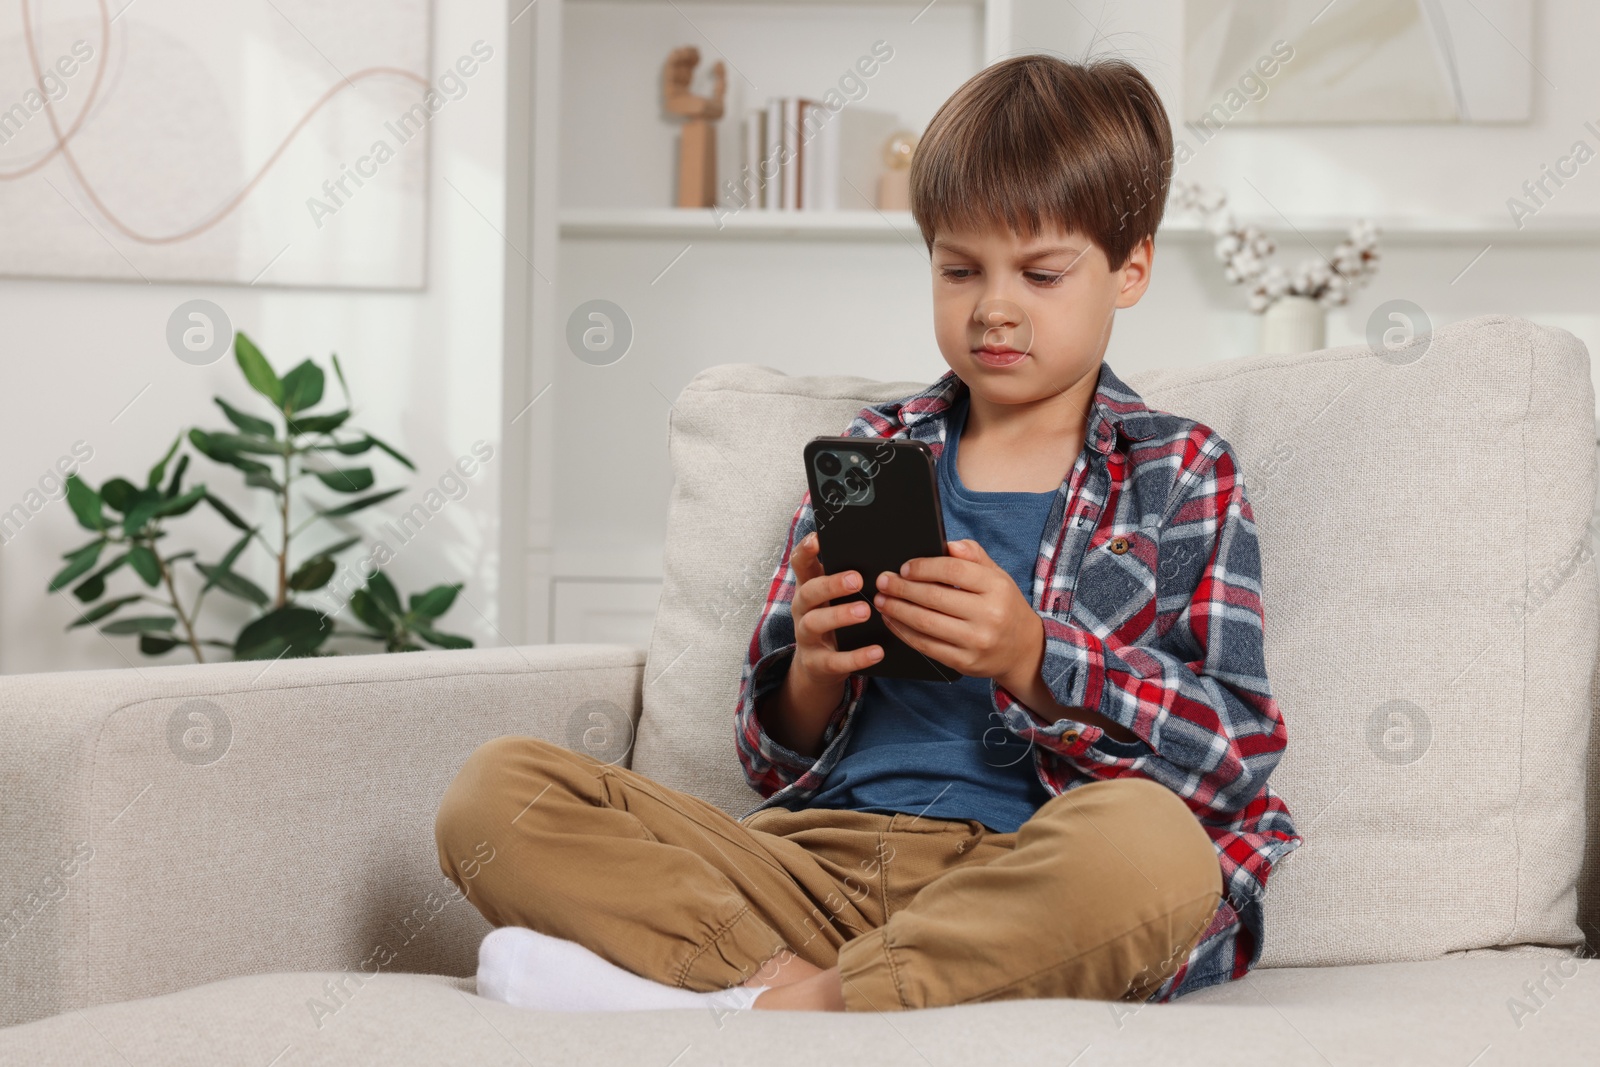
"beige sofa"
2,313,1597,1065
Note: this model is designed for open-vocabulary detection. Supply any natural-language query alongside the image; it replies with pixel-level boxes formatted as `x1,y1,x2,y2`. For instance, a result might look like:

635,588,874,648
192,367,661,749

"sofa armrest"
0,643,644,1028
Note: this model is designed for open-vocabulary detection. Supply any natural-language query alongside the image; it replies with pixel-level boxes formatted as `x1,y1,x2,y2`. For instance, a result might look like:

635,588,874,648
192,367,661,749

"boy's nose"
974,297,1024,328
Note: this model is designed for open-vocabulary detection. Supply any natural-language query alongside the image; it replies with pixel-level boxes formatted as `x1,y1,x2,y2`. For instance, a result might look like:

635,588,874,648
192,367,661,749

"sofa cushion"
0,953,1593,1065
0,644,646,1028
633,314,1598,969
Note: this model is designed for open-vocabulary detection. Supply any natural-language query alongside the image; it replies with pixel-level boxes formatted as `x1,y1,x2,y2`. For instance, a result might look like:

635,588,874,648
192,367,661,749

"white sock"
475,926,770,1013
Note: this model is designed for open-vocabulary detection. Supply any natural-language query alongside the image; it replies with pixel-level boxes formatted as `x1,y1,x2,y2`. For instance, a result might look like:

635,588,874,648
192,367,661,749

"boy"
435,52,1300,1014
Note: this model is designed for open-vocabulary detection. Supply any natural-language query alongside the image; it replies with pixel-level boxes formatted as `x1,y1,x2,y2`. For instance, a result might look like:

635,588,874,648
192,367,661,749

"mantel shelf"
560,207,1600,245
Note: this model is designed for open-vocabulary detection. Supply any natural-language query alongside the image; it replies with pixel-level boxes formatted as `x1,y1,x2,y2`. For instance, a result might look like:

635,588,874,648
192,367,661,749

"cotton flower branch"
1170,179,1382,312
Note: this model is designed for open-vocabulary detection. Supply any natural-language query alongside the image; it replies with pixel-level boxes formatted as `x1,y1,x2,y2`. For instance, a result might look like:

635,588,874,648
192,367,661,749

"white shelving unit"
505,0,1018,645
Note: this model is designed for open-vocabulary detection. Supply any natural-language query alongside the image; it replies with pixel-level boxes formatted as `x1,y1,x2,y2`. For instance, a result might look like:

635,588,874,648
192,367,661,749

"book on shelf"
730,98,900,213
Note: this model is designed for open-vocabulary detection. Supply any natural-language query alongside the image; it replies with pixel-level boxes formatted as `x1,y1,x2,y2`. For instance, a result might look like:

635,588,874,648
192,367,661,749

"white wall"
0,0,508,674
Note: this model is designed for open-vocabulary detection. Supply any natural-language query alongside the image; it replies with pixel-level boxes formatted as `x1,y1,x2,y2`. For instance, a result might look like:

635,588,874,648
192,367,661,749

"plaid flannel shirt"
733,359,1301,1001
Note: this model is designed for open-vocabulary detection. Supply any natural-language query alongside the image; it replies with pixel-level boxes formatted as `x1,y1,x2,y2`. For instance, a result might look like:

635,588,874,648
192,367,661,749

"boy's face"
929,220,1152,409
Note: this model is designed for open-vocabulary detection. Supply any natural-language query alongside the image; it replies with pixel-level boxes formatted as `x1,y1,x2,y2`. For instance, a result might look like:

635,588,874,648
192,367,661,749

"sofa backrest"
633,314,1599,969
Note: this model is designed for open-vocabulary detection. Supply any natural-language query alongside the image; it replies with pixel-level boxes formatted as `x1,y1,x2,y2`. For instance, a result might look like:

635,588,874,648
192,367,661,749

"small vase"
1259,294,1326,355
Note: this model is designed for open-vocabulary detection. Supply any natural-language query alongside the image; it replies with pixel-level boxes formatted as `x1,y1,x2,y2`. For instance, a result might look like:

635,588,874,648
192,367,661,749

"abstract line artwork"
0,0,435,288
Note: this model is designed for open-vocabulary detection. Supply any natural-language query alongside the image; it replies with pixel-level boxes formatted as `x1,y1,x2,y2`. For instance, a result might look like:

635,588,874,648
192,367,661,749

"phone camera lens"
816,451,842,476
820,480,846,508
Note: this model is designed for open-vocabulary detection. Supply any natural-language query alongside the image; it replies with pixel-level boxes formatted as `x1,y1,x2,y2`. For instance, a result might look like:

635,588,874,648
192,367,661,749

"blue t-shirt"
794,392,1059,832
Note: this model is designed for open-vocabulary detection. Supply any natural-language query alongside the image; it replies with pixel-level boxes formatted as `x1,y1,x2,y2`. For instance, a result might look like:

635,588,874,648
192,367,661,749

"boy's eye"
938,267,1065,285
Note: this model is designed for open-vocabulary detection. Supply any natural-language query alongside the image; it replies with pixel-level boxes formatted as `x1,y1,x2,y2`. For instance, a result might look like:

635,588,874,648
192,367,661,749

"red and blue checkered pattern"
733,360,1302,1001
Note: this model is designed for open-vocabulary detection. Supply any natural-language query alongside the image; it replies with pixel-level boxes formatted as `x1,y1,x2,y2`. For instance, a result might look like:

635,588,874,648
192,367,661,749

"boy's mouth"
973,345,1027,367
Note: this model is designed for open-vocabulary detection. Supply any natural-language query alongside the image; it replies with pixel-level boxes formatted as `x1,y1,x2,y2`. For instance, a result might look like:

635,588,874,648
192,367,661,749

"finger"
798,600,874,641
876,592,967,647
876,568,980,617
814,644,883,675
948,538,996,566
882,613,966,671
791,532,840,593
795,567,863,616
791,531,823,582
898,553,991,590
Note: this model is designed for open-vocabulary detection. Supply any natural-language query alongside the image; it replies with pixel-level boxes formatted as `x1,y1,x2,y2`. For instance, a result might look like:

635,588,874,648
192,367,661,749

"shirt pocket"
1070,524,1160,640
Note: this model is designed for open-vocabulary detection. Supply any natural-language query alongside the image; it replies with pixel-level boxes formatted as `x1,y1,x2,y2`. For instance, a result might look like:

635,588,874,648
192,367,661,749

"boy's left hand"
872,539,1043,682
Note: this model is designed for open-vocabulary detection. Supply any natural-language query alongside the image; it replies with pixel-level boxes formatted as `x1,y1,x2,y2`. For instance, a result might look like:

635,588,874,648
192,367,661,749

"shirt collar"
894,360,1159,455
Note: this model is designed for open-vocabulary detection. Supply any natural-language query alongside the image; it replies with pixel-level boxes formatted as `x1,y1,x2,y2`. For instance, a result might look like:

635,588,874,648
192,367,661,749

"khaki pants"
434,736,1222,1012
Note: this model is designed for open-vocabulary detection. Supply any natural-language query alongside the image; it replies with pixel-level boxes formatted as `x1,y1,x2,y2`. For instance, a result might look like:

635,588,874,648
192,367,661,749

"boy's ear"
1115,236,1154,308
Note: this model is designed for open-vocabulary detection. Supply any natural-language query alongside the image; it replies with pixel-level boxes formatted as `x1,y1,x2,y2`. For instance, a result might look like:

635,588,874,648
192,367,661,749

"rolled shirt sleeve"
991,443,1290,820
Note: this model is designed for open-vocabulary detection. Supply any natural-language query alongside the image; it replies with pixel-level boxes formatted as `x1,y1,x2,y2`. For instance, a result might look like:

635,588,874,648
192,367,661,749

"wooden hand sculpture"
663,45,727,208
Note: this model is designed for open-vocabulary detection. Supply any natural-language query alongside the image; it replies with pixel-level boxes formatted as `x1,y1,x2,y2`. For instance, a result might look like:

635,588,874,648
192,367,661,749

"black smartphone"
803,436,961,682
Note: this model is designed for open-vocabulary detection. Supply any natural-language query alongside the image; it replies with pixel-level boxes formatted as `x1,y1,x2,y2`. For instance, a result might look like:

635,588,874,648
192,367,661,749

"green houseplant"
48,332,473,662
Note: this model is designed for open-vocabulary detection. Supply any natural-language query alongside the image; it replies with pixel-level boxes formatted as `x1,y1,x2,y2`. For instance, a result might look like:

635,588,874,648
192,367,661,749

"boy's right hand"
790,530,884,685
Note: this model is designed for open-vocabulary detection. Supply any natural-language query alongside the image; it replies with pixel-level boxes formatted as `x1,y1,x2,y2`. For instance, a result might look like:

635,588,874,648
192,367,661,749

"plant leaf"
128,544,162,587
73,551,129,601
215,397,277,437
49,539,105,591
215,530,254,574
316,488,403,519
72,573,107,603
154,484,207,518
189,429,271,476
366,570,402,616
407,582,461,620
163,454,191,499
414,623,473,650
312,467,374,493
349,589,395,636
308,438,374,457
66,594,144,629
192,532,252,601
64,474,106,532
244,470,284,492
101,615,178,635
280,359,325,415
121,491,165,537
331,351,351,405
195,563,270,606
235,332,283,407
364,432,415,471
288,555,337,591
287,410,350,435
200,432,280,455
146,433,183,490
205,492,252,531
100,477,140,514
139,633,181,655
199,452,270,479
234,606,332,660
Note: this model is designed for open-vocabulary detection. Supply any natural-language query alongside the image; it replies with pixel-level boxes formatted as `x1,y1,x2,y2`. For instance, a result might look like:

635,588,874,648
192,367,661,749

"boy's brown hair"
909,53,1174,271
